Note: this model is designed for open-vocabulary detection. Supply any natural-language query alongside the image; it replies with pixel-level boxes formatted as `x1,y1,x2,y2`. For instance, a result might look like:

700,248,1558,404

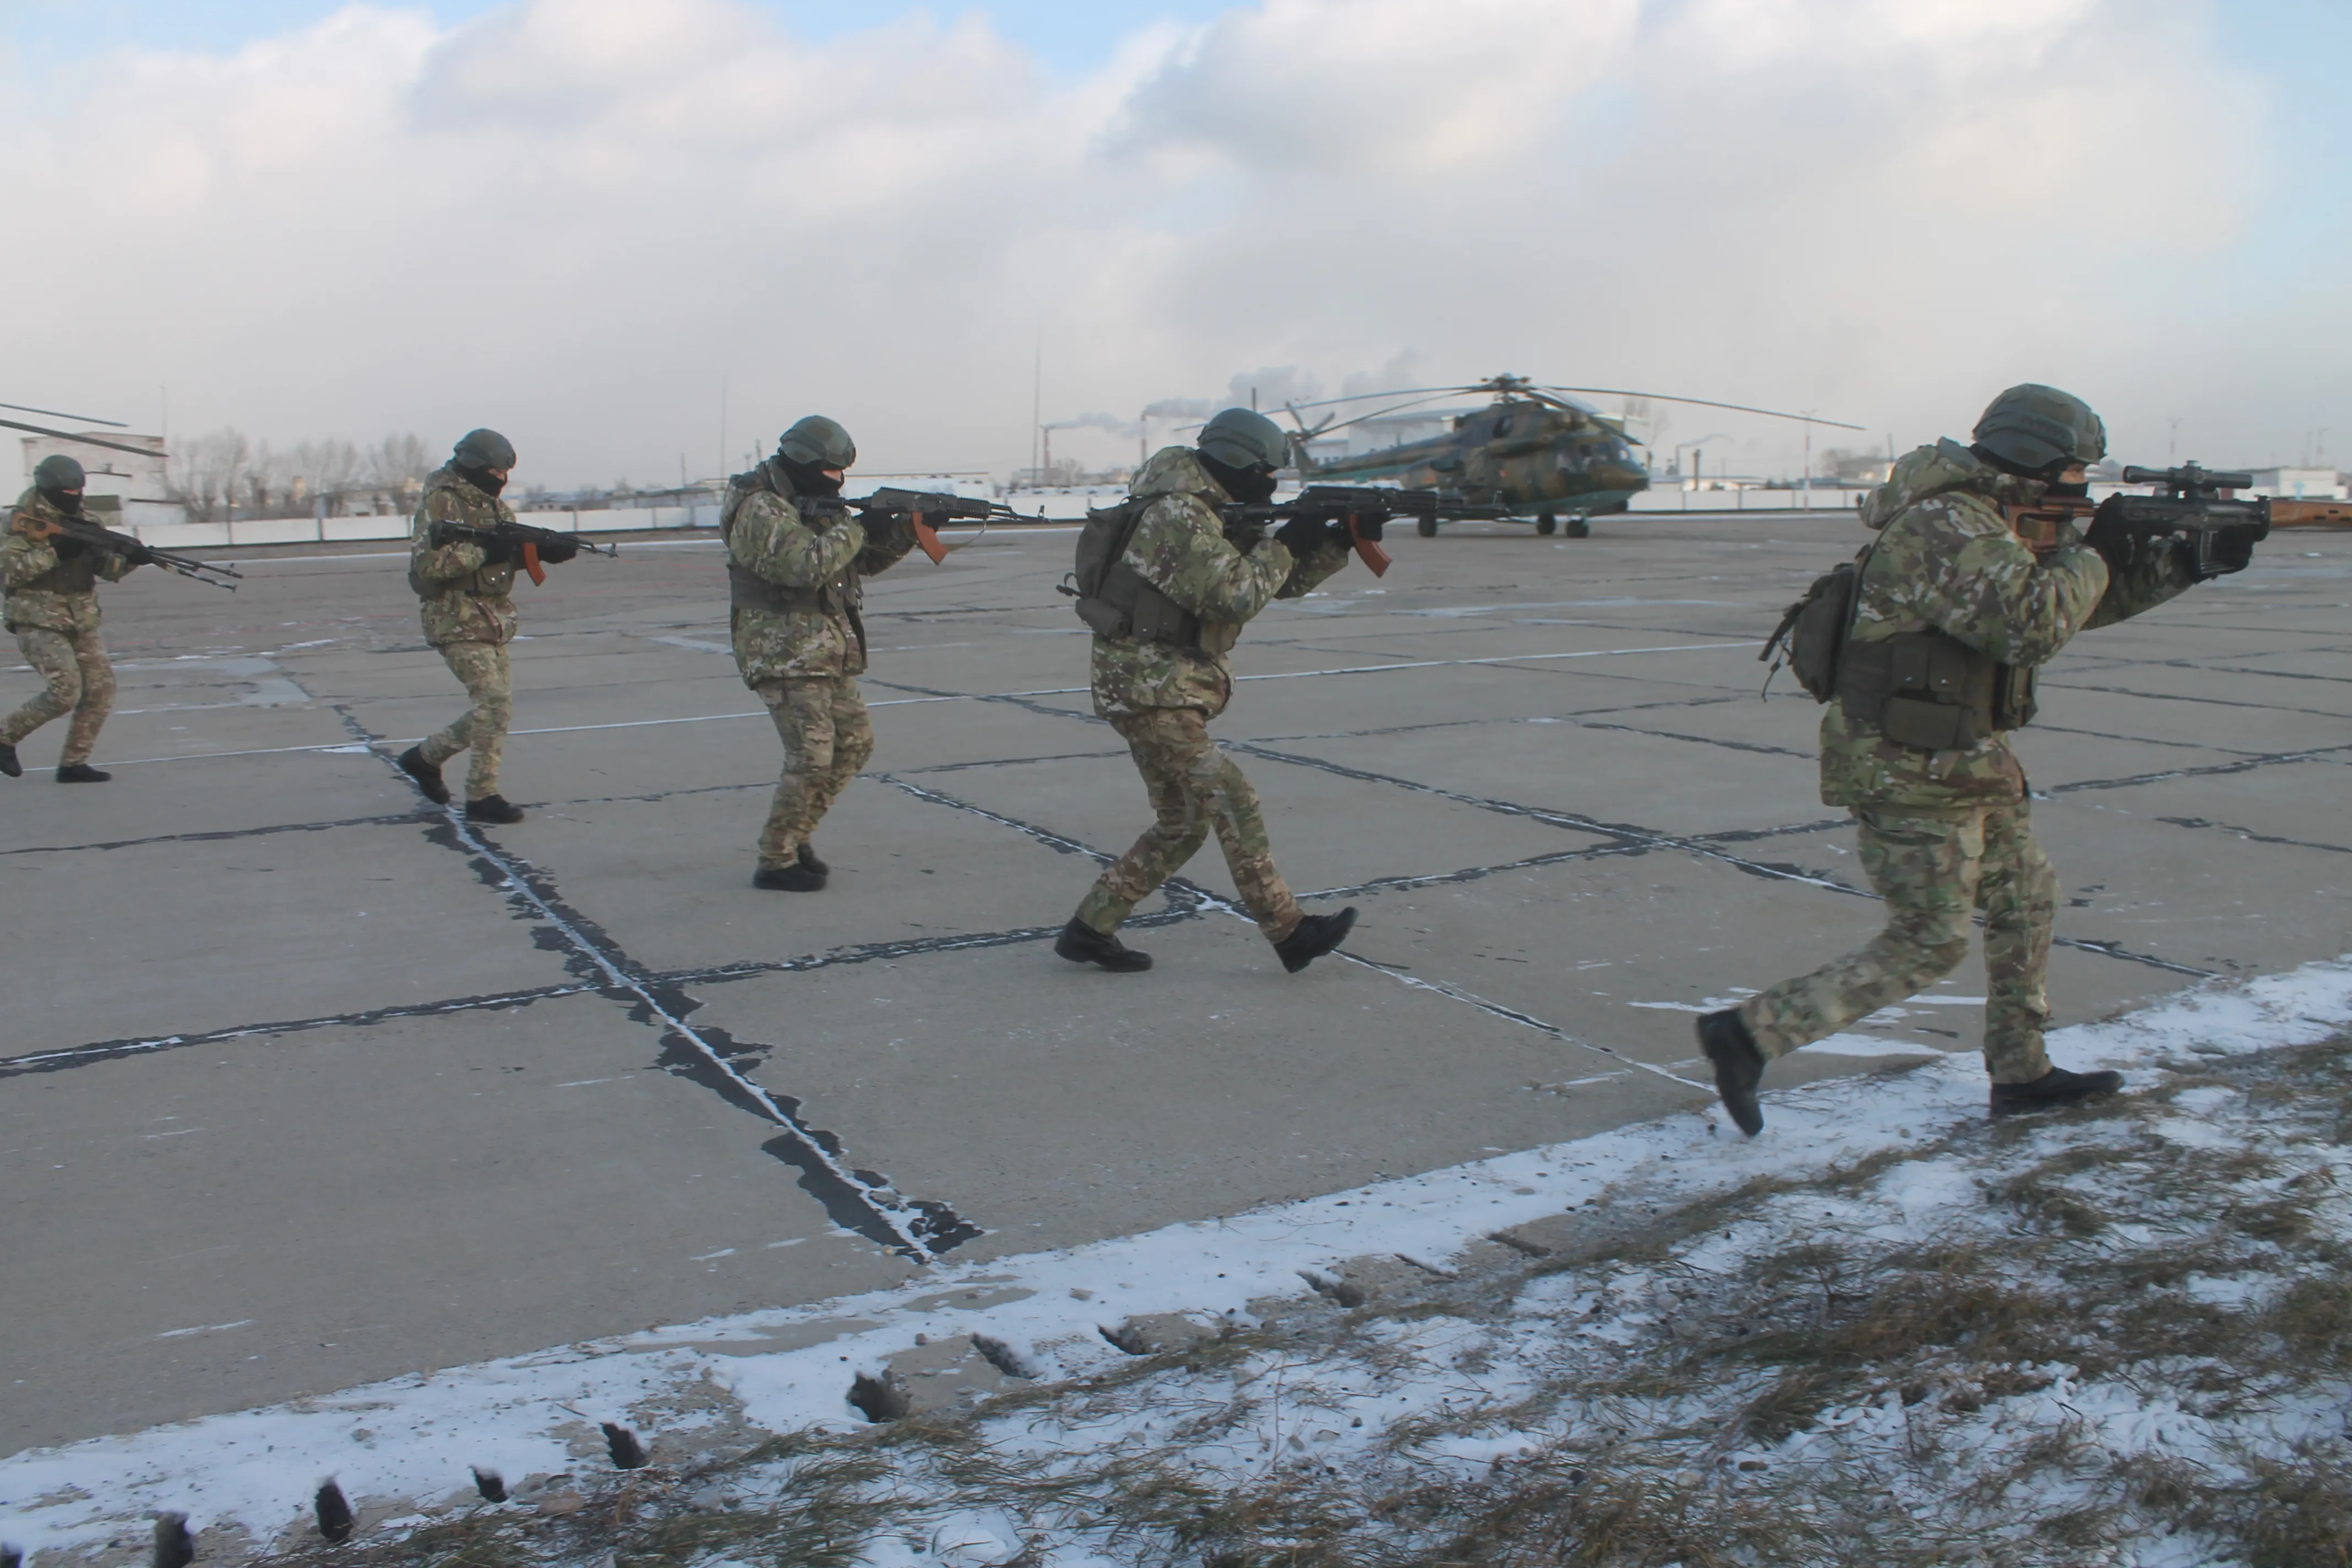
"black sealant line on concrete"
0,808,435,858
0,983,612,1079
871,770,1716,1091
2038,680,2350,722
313,700,979,1261
2153,816,2352,857
2045,744,2352,795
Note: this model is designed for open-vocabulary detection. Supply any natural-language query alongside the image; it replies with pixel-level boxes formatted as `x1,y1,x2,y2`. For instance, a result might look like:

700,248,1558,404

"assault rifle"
2007,463,2269,581
829,488,1021,564
1217,484,1509,578
427,518,618,585
8,509,242,591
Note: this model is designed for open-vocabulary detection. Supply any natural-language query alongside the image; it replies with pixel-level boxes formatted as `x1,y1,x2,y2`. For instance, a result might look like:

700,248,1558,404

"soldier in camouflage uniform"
395,429,576,824
0,454,151,782
1055,408,1366,974
725,415,919,891
1696,385,2247,1131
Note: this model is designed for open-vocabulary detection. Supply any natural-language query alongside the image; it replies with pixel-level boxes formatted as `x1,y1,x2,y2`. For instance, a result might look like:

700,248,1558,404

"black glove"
472,532,518,566
2079,504,2138,574
120,542,157,567
1274,513,1327,558
862,508,916,554
1326,511,1387,551
535,535,580,565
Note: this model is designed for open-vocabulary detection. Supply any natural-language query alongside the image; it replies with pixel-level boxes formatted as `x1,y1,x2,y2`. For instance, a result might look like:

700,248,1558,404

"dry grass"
236,1036,2352,1568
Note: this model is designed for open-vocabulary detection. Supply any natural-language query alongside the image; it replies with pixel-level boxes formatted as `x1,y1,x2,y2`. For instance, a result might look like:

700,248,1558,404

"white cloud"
0,0,2321,486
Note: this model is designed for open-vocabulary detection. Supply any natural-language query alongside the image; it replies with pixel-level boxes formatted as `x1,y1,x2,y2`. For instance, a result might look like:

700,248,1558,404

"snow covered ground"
7,959,2350,1567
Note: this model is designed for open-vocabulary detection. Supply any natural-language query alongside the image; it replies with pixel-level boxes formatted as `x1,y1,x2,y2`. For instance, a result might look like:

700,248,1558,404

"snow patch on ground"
4,957,2349,1561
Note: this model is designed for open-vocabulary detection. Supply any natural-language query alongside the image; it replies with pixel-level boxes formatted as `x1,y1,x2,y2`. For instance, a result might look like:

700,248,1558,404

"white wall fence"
127,502,722,552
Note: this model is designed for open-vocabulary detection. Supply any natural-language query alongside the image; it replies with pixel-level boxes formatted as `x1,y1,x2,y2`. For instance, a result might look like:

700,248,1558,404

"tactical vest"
1765,539,2037,750
721,466,863,649
1065,499,1202,650
407,483,514,601
17,546,103,598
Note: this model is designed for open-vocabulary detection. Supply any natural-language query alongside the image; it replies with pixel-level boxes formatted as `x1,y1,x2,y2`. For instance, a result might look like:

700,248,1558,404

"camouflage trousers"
3,625,115,766
1739,801,2058,1084
417,640,511,801
1076,707,1303,943
755,675,873,868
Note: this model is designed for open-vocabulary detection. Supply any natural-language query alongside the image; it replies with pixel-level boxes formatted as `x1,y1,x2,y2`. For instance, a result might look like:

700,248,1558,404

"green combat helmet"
1195,407,1292,472
778,415,857,470
1972,384,2105,476
32,454,86,491
453,428,517,470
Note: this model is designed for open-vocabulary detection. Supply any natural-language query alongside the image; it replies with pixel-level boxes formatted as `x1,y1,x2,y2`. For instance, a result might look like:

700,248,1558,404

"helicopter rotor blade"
1277,384,1490,415
0,400,130,428
1538,387,1866,431
0,417,165,461
1297,389,1481,440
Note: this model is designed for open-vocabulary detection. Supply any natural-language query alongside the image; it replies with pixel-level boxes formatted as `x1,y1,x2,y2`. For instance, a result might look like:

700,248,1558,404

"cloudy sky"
2,0,2344,488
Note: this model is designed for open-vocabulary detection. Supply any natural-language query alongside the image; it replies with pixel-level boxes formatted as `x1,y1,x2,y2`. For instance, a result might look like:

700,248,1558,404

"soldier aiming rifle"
1,455,233,781
1052,407,1371,976
723,416,931,891
1705,384,2263,1135
818,488,1020,565
395,429,587,825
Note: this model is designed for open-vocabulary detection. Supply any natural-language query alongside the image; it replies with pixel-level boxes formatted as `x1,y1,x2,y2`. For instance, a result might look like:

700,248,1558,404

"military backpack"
1060,500,1201,649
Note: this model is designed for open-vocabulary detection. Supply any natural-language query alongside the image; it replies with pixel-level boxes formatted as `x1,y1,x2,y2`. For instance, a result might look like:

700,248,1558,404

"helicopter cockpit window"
1492,416,1514,438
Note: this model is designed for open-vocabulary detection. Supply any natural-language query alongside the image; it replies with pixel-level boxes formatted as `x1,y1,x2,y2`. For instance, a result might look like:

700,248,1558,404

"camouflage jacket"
2,487,137,635
1820,439,2192,811
1090,447,1350,720
723,460,915,684
409,466,519,648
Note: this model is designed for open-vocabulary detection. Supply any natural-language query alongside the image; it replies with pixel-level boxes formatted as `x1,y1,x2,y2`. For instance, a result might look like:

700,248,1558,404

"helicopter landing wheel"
1417,514,1438,538
1535,513,1558,536
1564,516,1591,538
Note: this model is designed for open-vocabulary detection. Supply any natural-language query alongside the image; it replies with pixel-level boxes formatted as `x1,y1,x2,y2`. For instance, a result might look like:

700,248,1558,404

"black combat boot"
0,741,19,778
396,745,451,804
56,763,111,783
754,862,826,891
797,842,830,876
466,794,525,824
1273,906,1358,974
1990,1066,2123,1117
1696,1009,1766,1136
1055,917,1151,972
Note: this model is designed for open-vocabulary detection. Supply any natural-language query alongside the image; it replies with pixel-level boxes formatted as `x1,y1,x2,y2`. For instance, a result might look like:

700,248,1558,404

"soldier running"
724,416,919,891
396,429,576,823
0,455,152,782
1696,384,2253,1131
1055,407,1367,974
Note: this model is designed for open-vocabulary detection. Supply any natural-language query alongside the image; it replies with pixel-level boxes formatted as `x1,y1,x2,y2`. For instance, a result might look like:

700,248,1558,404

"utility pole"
718,378,728,481
1030,333,1042,489
1801,416,1814,509
2166,416,2182,463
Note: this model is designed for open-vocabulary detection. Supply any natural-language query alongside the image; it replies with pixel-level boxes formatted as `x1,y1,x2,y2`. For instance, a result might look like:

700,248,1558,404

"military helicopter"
1280,374,1863,537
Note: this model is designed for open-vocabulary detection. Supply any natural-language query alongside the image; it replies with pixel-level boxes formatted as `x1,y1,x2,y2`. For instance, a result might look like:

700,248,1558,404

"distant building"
2244,466,2346,501
18,431,187,527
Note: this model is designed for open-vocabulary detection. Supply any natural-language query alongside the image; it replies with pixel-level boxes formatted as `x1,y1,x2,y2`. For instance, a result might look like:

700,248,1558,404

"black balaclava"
456,464,507,497
34,454,85,514
777,455,845,497
1199,453,1278,505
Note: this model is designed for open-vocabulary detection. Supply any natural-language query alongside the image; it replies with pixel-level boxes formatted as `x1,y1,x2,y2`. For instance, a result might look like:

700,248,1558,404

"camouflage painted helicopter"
1280,374,1863,537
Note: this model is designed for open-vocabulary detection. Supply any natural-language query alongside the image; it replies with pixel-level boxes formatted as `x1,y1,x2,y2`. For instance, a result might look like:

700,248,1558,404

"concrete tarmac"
3,515,2346,1451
